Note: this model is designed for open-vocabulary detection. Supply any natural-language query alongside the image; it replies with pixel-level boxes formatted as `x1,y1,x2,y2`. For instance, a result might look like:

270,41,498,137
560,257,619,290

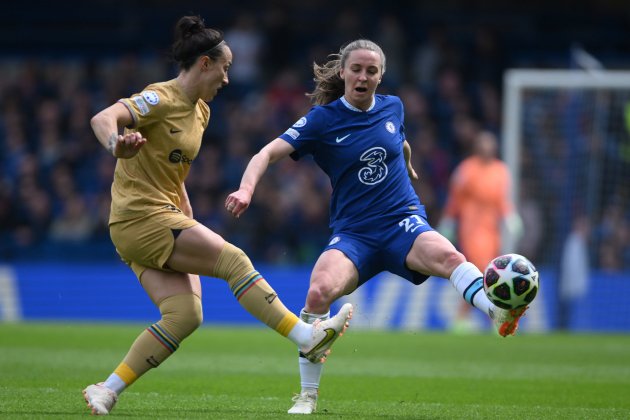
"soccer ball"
483,253,539,310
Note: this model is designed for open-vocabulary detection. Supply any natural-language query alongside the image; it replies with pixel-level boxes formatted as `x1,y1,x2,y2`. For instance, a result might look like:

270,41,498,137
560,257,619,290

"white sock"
287,320,313,346
299,358,322,392
103,373,126,395
298,309,329,391
449,261,493,316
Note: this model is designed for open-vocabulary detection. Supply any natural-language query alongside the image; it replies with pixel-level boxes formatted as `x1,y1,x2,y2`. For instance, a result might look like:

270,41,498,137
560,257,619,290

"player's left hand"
114,132,147,159
225,189,251,218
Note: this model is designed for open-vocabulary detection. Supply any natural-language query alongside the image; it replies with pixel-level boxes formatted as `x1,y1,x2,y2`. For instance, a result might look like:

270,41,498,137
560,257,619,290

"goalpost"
501,69,630,273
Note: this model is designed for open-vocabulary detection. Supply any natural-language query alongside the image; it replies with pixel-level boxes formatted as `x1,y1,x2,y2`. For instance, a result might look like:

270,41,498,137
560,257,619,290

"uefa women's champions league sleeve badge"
142,90,160,106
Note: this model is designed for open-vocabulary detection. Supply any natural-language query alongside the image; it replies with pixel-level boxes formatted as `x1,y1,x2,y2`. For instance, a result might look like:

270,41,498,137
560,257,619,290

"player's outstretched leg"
490,306,528,337
83,383,118,415
450,261,529,336
214,242,353,358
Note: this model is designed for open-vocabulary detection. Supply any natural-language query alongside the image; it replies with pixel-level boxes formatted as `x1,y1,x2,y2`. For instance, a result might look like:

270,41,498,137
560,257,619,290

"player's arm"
90,102,147,159
403,140,419,181
225,138,295,218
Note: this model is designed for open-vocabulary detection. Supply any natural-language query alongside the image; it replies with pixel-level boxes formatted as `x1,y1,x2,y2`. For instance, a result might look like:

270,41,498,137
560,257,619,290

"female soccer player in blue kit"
226,39,528,414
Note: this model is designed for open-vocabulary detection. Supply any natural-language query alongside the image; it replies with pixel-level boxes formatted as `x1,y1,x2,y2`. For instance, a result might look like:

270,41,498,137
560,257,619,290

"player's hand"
407,163,419,181
114,132,147,159
225,189,252,218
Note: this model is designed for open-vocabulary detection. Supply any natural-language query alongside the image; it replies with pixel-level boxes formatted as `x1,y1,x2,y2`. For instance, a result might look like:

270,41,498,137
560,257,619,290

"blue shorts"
324,210,434,286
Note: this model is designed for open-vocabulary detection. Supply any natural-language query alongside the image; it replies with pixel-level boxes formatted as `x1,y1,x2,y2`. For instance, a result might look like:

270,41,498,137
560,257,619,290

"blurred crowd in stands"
0,2,629,270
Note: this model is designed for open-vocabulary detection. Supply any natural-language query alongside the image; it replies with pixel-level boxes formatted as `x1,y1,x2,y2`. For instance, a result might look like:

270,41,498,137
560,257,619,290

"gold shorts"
110,211,199,279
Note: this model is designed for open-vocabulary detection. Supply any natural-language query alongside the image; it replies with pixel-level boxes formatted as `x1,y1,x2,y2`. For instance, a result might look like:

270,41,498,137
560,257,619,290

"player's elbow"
90,112,106,131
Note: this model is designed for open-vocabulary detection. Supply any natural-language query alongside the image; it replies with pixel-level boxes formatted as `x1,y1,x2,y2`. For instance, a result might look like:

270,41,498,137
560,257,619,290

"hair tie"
200,40,225,55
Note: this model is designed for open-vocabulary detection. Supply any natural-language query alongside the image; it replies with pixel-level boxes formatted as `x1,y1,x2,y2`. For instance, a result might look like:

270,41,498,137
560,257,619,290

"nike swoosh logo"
304,328,337,358
335,134,350,143
170,128,182,134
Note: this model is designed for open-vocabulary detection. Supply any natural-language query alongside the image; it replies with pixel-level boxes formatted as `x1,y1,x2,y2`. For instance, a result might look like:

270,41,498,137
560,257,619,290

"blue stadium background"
0,0,628,331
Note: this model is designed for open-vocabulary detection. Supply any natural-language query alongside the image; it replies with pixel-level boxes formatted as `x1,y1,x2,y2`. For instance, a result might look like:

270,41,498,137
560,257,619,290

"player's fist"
114,132,147,158
225,189,252,218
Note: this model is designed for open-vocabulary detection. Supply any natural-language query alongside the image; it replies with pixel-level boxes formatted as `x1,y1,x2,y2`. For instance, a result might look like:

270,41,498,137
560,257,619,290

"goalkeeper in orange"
439,130,523,332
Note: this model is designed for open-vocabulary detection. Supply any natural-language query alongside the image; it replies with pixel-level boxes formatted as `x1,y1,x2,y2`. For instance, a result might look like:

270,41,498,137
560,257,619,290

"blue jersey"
279,95,422,232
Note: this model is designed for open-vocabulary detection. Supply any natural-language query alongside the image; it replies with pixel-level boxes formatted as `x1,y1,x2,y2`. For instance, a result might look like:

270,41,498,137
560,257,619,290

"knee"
306,275,339,311
159,294,203,340
441,249,466,277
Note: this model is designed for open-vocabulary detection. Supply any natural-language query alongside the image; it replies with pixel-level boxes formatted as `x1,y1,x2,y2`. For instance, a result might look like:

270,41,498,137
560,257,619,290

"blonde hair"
306,39,386,106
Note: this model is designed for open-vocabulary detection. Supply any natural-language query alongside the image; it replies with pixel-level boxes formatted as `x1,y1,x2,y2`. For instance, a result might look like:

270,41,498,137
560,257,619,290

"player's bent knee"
212,242,255,288
158,294,203,341
306,279,338,309
443,250,466,272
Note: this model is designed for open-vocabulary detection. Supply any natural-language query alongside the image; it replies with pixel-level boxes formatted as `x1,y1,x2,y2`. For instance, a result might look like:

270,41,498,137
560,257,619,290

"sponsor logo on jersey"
285,128,300,140
293,117,307,127
328,236,341,246
142,90,160,105
132,96,149,115
385,121,396,133
168,149,193,164
358,147,388,185
335,134,350,143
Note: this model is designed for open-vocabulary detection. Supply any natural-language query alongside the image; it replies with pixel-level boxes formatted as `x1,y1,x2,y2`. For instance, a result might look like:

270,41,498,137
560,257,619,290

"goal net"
502,70,630,330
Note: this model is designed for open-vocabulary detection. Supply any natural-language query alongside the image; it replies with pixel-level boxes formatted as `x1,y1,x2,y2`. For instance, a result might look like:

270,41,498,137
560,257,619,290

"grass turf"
0,323,629,419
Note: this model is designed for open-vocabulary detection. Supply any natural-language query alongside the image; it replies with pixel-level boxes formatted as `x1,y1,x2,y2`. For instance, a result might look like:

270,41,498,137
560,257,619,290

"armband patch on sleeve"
132,96,150,115
285,128,300,140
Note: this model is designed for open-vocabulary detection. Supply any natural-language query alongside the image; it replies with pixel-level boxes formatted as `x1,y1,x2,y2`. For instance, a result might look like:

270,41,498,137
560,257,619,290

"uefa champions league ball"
483,253,539,310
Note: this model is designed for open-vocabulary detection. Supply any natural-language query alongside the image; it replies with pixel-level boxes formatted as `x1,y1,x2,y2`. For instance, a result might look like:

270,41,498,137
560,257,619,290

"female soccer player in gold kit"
82,15,352,416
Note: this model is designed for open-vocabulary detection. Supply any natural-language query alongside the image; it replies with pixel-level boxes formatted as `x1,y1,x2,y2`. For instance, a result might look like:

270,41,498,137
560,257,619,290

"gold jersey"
110,79,210,223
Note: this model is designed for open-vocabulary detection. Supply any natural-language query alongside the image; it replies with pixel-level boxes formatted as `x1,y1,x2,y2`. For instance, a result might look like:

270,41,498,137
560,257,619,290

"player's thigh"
405,230,465,278
310,249,359,298
140,269,202,306
166,224,226,277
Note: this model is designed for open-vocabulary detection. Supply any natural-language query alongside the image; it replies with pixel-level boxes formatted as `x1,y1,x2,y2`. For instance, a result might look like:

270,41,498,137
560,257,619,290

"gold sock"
213,243,299,336
115,294,202,386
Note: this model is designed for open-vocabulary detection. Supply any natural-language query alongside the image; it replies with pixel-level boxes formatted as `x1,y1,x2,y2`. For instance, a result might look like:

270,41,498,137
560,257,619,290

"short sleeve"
118,85,168,128
278,107,325,160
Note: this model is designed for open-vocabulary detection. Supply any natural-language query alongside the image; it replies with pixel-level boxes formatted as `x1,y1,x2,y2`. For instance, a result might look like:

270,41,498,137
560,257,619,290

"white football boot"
490,306,528,337
288,390,318,414
300,303,352,363
83,382,118,415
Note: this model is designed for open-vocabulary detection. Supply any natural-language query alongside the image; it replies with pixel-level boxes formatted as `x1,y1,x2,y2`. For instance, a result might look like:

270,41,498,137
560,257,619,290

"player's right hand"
114,132,147,158
225,189,251,218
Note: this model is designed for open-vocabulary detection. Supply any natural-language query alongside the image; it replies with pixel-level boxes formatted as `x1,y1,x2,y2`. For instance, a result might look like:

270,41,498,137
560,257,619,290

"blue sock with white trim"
449,262,493,316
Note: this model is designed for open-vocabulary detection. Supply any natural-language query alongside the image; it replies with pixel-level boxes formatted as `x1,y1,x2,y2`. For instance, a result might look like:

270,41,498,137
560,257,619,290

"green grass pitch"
1,323,629,419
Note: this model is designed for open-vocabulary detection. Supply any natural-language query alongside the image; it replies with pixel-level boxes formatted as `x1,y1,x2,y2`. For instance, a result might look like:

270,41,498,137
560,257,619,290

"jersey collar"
341,95,375,112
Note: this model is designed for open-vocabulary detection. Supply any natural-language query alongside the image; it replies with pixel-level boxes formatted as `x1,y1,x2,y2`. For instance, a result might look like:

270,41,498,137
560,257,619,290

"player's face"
340,49,383,110
201,46,232,102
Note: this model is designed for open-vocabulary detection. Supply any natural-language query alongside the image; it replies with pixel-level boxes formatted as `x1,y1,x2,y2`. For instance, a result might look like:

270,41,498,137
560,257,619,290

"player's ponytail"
307,39,386,106
172,15,225,71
